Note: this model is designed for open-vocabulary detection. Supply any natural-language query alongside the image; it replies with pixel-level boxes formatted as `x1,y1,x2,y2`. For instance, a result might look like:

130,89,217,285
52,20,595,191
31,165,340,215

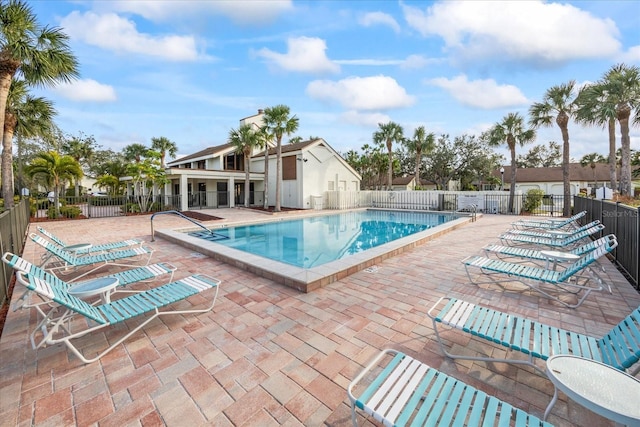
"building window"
328,181,335,191
183,163,192,169
225,153,243,171
197,160,205,169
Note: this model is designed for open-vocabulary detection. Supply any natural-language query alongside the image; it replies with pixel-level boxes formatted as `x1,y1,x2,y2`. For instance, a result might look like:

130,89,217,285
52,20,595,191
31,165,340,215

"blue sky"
30,0,640,164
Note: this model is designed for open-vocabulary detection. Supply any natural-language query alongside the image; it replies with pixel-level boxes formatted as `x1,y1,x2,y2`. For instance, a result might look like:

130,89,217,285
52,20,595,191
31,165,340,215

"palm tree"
529,81,578,216
0,0,79,208
483,112,536,213
3,79,56,196
151,136,178,168
62,132,96,196
262,105,299,212
229,124,261,207
579,153,606,193
578,64,640,196
25,151,82,217
123,143,149,163
373,122,404,190
403,126,435,189
575,83,618,191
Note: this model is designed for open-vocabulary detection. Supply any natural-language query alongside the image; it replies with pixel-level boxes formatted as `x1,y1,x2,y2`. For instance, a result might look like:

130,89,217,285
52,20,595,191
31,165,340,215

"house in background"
163,110,361,210
390,176,437,191
495,163,614,196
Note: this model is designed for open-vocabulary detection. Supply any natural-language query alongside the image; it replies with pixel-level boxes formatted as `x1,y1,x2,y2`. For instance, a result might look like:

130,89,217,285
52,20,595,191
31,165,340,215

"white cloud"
402,1,622,65
306,75,415,111
61,11,203,61
255,37,340,74
426,75,529,109
619,45,640,63
341,110,392,127
359,11,401,33
51,79,117,102
94,0,293,25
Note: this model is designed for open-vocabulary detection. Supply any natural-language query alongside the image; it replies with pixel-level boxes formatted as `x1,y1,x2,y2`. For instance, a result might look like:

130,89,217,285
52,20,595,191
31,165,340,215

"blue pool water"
188,210,457,268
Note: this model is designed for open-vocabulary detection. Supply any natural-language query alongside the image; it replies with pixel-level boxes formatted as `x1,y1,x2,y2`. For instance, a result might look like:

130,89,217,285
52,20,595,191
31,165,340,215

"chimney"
258,109,264,114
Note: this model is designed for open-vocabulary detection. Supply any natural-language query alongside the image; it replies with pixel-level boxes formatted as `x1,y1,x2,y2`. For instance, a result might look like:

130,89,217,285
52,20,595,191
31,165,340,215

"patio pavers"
1,210,638,427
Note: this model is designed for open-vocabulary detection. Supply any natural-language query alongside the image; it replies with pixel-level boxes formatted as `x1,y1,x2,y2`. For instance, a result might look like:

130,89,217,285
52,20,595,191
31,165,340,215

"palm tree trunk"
619,117,632,196
561,126,571,216
263,147,269,209
509,149,516,213
2,116,16,209
244,153,250,207
414,148,421,189
387,148,393,191
275,140,282,212
608,118,617,191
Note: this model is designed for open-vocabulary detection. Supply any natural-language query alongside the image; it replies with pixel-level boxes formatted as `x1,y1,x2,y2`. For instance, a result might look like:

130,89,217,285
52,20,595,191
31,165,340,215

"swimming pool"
156,208,472,292
188,210,457,268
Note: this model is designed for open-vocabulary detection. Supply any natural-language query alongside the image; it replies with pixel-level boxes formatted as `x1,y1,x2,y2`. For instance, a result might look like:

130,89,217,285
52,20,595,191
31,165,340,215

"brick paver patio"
1,210,638,426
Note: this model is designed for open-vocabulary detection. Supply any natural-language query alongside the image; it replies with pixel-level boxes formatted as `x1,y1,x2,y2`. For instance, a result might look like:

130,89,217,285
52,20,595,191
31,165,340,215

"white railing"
323,190,521,214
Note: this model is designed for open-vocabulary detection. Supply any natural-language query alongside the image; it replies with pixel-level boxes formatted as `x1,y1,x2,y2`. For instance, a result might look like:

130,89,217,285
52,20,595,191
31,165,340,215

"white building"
164,110,361,210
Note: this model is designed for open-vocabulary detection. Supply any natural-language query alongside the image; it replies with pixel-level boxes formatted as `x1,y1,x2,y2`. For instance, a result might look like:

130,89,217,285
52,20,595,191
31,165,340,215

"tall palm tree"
579,64,640,196
229,123,261,207
25,151,82,217
483,112,536,213
575,83,618,191
151,136,178,168
3,79,56,196
579,153,606,193
1,0,79,208
529,81,578,216
123,143,149,163
373,122,404,190
262,105,299,212
62,132,96,196
403,126,435,189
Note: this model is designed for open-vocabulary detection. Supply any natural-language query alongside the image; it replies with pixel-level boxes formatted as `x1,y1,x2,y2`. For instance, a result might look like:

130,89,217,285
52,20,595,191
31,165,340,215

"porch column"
228,176,235,208
180,174,188,211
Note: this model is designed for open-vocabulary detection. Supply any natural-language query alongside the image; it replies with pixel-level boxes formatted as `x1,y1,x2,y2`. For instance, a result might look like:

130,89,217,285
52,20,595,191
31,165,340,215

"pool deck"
1,209,638,426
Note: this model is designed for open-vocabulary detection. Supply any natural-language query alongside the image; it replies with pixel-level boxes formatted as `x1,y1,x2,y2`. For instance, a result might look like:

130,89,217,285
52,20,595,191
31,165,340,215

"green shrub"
60,205,82,218
523,189,545,212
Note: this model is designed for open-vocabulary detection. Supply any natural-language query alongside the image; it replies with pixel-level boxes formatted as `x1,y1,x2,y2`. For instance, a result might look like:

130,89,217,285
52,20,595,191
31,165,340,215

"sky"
28,0,640,164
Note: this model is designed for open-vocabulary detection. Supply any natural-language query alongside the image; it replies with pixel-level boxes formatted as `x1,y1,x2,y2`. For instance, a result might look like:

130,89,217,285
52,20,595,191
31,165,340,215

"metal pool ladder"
150,210,216,242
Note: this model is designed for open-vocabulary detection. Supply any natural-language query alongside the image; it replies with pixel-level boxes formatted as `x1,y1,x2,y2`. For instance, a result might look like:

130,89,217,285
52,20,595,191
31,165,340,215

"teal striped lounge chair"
504,220,601,240
36,226,143,254
511,210,586,230
499,222,605,249
10,264,220,363
348,348,552,426
427,297,640,418
3,252,177,349
462,237,617,308
483,234,616,266
31,233,154,281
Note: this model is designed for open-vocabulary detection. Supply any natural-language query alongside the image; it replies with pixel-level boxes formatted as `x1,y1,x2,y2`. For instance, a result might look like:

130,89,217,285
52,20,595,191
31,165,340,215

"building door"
217,182,228,207
198,182,207,206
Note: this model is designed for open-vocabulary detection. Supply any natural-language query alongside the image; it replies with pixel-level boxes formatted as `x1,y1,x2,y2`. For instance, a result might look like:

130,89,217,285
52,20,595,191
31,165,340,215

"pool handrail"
150,210,215,242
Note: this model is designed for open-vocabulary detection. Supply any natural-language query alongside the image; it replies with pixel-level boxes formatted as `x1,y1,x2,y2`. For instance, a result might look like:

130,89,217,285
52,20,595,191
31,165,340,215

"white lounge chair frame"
36,226,143,253
462,238,616,308
12,268,220,363
511,210,587,230
31,233,153,281
498,223,605,249
348,348,552,426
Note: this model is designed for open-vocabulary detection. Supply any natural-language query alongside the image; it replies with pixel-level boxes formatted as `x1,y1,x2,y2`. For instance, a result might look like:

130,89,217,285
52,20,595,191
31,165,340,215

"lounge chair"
511,210,587,230
10,265,220,363
3,252,177,348
504,220,601,240
427,297,640,418
348,348,552,426
462,237,616,308
499,222,605,249
483,234,616,267
36,226,143,254
30,233,154,281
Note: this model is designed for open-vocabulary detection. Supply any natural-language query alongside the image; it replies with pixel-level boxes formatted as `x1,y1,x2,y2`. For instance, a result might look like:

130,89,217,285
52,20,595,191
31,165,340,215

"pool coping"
155,209,477,292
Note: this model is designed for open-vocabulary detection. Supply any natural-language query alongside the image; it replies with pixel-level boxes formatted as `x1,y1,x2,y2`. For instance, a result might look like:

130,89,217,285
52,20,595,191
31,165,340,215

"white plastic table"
539,250,580,270
545,354,640,425
67,277,119,303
